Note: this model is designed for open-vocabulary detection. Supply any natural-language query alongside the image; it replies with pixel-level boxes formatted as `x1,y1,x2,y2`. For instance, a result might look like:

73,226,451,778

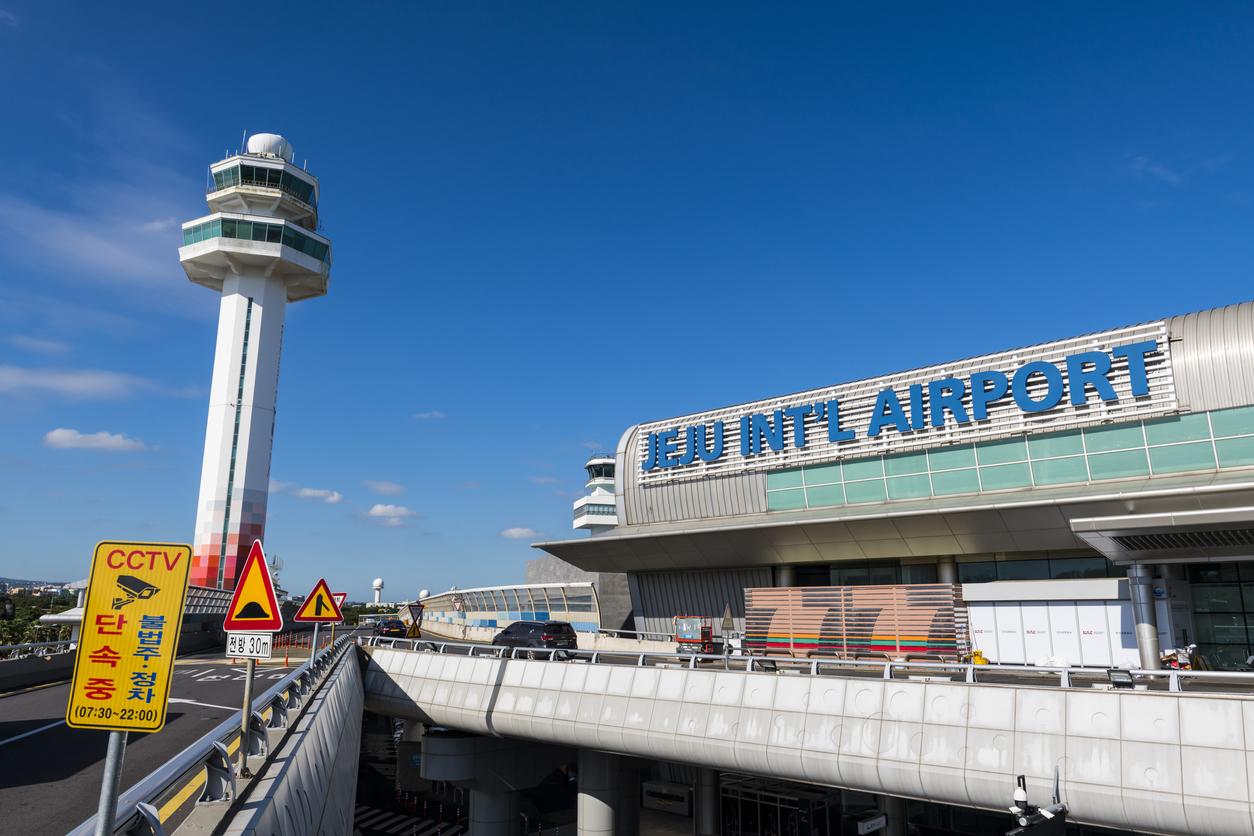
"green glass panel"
979,462,1032,490
886,474,931,500
927,444,975,470
805,483,844,507
1211,406,1254,439
844,479,886,504
885,451,928,476
804,463,841,485
767,488,806,511
959,562,997,583
843,458,884,481
930,468,979,495
1144,413,1211,446
977,437,1028,465
1087,449,1150,480
1216,436,1254,468
1084,422,1144,453
221,219,237,238
767,469,803,490
997,560,1050,580
1031,456,1088,486
1050,557,1111,579
236,221,252,240
1028,430,1084,459
1148,440,1215,474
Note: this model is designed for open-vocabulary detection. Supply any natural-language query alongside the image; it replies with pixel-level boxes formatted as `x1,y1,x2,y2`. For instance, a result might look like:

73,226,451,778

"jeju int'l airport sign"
638,321,1176,484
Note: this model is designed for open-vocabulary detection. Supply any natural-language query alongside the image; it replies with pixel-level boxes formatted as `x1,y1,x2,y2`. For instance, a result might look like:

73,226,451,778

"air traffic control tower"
179,134,331,588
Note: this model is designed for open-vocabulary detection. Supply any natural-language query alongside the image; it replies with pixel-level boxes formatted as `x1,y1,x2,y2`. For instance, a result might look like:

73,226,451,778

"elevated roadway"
363,637,1254,836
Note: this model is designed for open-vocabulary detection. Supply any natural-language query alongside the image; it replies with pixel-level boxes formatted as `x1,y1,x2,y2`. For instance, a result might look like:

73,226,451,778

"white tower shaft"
191,272,287,588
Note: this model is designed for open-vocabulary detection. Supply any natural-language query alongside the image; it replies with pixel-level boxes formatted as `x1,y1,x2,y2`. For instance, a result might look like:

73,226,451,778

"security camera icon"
113,575,160,609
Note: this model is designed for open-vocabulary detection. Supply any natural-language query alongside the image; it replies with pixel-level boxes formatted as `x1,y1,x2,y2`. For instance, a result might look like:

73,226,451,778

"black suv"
373,619,406,638
492,620,578,655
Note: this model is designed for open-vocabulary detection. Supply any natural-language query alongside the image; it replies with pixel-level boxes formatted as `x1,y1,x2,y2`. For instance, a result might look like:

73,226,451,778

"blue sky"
2,4,1254,600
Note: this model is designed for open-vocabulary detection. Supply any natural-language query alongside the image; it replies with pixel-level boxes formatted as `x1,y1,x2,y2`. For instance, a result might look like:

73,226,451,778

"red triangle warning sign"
223,541,284,632
294,578,343,623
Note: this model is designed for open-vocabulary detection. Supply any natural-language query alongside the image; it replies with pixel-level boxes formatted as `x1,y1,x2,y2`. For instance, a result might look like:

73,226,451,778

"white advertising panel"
994,603,1025,664
968,603,999,660
1047,602,1082,666
1075,602,1112,668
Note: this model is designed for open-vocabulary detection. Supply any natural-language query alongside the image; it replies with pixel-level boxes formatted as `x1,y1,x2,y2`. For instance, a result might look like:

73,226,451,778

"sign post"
293,578,344,671
66,540,192,836
222,540,283,778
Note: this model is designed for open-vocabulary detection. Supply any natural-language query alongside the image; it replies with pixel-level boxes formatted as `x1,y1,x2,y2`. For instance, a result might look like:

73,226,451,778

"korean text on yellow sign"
66,541,192,732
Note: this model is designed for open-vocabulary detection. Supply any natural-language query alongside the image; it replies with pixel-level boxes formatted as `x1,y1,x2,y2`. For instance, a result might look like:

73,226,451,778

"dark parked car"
373,619,406,638
492,620,578,656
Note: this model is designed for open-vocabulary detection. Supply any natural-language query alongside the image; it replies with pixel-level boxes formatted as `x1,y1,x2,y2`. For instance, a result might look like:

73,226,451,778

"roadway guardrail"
360,635,1254,694
0,639,76,660
68,635,355,836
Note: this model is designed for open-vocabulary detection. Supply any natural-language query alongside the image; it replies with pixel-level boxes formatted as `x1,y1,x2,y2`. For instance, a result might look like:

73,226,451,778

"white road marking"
0,720,63,747
169,697,238,711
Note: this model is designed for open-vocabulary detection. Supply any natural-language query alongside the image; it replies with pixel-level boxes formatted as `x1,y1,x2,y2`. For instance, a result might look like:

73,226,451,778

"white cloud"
1123,155,1183,186
293,487,342,504
499,527,540,540
364,480,404,496
6,335,70,355
270,480,342,503
413,410,446,420
581,441,602,451
367,503,418,527
529,475,559,485
0,365,153,399
138,217,178,233
0,9,17,26
44,427,145,451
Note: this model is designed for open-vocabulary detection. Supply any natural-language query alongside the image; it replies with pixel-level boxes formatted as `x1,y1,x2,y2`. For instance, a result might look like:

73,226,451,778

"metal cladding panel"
1168,300,1254,411
619,425,767,526
743,584,969,659
628,567,772,634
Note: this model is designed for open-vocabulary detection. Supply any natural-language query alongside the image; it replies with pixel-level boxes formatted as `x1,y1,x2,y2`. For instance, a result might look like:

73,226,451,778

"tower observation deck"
179,133,332,588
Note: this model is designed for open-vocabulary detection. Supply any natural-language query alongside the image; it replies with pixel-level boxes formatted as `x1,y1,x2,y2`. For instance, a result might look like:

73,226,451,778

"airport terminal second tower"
179,134,331,589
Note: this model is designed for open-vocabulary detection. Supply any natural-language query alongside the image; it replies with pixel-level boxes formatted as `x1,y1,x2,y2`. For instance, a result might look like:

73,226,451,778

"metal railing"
68,636,355,836
0,639,76,660
361,636,1254,695
595,627,674,642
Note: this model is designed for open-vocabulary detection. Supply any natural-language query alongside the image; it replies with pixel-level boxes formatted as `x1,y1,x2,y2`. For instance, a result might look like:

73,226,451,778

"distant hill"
0,577,70,587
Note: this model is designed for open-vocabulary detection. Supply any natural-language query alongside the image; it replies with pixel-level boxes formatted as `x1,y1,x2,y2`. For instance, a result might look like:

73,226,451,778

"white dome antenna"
246,133,294,162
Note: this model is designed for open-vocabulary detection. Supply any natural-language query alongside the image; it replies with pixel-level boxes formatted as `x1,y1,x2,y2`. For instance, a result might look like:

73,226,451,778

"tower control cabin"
179,134,332,589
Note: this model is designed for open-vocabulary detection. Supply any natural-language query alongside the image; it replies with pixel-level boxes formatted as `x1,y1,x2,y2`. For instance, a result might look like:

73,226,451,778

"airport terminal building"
539,300,1254,670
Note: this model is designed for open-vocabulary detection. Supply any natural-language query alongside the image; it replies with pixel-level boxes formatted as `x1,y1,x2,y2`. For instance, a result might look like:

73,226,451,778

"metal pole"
239,657,255,778
1128,563,1163,670
93,730,128,836
311,622,320,668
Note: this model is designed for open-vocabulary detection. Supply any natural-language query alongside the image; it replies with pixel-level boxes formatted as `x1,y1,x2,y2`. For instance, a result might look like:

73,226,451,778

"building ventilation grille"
1112,529,1254,552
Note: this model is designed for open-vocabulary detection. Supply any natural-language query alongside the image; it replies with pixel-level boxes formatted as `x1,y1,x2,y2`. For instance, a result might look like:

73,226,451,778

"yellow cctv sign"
66,541,191,733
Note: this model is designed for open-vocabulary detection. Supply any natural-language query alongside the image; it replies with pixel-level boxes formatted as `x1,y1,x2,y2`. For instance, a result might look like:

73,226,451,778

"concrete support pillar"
578,749,616,836
936,556,957,585
775,565,796,587
471,789,520,836
694,768,719,836
1127,563,1162,670
879,793,906,836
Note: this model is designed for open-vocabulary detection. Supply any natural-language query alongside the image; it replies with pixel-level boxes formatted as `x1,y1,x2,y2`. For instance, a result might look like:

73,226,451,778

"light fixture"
1107,668,1135,689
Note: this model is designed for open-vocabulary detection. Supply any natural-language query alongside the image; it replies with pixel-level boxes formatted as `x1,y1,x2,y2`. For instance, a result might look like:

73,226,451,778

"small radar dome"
372,578,384,590
418,588,430,599
246,133,294,162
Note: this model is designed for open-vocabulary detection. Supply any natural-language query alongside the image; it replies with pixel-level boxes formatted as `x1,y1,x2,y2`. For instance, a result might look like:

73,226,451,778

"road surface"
0,634,363,836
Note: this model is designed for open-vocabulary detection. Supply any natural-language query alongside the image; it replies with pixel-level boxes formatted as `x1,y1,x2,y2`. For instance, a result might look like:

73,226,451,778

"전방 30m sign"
226,631,273,660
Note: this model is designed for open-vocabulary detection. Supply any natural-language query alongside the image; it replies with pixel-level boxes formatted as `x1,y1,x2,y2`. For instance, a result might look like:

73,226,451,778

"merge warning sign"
66,541,191,733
